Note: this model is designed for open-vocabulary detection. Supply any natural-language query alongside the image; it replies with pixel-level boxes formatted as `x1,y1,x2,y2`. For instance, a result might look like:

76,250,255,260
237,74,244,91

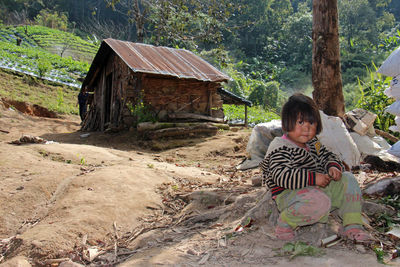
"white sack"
389,125,400,133
390,76,400,88
351,132,400,162
395,116,400,126
318,111,361,169
384,77,400,99
378,46,400,77
372,135,392,151
350,132,385,157
388,141,400,158
385,100,400,116
236,120,282,170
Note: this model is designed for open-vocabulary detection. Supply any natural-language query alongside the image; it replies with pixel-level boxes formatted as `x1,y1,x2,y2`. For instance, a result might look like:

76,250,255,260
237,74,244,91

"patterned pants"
274,172,363,229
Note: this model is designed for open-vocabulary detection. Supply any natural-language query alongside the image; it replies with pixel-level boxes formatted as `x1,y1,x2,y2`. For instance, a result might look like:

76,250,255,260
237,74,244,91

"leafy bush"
128,102,158,126
37,57,51,77
342,82,360,110
34,9,68,31
356,66,395,134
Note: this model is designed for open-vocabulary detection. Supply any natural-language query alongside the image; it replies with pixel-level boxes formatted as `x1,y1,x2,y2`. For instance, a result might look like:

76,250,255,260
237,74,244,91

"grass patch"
0,68,79,115
223,104,280,125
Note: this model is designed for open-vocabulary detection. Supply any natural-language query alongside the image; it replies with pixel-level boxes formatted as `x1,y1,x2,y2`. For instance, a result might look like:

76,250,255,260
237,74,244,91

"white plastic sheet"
318,111,361,169
236,120,282,170
385,100,400,116
388,141,400,157
378,46,400,77
384,77,400,99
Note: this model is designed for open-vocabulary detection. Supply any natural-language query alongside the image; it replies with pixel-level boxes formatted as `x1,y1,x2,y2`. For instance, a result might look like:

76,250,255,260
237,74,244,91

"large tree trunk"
312,0,344,117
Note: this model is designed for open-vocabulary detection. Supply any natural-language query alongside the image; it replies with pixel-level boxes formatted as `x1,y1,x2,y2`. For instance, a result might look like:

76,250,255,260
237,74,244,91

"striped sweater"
260,136,343,197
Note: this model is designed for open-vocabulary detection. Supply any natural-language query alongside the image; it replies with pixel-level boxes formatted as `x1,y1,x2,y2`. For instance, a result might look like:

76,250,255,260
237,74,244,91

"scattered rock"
0,256,31,267
362,200,397,217
363,176,400,196
9,135,46,145
58,260,85,267
251,176,262,187
31,240,42,248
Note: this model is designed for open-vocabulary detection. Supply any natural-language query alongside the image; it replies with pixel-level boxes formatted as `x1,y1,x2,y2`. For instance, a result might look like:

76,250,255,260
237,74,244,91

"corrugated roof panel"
103,39,230,82
156,46,206,80
133,44,187,77
107,40,156,73
177,49,227,81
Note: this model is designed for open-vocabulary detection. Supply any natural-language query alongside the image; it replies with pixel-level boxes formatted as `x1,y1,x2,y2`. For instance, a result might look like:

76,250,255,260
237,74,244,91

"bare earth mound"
0,102,389,266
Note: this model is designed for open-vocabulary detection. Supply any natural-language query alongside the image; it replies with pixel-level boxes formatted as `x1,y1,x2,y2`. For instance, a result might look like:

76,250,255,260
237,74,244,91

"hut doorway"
104,73,112,125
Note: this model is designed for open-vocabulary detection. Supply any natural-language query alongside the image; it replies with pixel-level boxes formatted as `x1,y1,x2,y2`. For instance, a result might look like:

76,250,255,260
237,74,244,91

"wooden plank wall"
142,77,223,119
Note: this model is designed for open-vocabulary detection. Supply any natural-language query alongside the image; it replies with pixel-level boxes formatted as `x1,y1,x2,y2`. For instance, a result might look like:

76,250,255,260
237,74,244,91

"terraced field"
0,25,98,88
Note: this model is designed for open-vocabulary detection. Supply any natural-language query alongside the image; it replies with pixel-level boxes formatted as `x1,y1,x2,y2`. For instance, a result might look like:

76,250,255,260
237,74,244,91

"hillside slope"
0,25,97,88
0,68,79,115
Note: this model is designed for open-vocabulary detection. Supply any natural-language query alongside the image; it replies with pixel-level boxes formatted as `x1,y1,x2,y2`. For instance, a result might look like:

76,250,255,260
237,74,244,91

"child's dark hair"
281,93,322,134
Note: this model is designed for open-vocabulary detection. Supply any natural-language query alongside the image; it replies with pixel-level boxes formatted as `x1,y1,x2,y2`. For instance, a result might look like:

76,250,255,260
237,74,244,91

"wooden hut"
80,38,251,132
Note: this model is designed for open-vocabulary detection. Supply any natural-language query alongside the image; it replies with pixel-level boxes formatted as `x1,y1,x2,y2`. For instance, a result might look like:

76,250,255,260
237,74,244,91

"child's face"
287,117,317,148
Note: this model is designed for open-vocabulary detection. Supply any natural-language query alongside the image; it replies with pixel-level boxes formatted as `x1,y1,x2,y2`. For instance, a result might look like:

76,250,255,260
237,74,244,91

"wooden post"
312,0,344,117
208,88,213,116
245,105,248,127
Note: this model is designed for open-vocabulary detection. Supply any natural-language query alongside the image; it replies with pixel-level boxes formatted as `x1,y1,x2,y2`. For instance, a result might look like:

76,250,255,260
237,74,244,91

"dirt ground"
0,102,396,266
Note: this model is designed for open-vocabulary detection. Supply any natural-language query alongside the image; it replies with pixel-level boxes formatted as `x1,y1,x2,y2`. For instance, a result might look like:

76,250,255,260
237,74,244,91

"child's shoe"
275,218,295,240
341,224,372,243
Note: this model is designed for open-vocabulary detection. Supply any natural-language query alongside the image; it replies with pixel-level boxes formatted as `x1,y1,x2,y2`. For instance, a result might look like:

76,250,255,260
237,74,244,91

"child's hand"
328,167,342,181
315,173,331,187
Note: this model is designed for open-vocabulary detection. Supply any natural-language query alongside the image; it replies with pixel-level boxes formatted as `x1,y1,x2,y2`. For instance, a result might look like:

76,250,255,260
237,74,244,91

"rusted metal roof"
218,88,252,107
82,38,231,89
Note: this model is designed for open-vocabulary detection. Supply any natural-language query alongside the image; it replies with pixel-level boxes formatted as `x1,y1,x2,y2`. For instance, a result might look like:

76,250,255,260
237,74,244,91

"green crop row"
0,40,89,84
223,104,280,125
15,25,98,50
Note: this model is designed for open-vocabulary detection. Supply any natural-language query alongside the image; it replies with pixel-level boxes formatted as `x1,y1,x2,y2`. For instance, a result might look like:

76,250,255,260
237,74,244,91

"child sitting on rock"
260,93,371,242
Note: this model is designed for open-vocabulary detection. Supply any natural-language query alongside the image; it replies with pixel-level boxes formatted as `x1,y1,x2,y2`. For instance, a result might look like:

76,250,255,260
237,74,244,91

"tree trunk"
134,0,145,43
312,0,344,117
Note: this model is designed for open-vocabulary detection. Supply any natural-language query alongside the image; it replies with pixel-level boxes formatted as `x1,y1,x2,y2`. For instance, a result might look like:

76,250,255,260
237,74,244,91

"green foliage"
34,9,68,31
356,66,395,133
37,57,51,77
342,83,360,110
223,64,252,99
279,2,313,72
13,25,99,62
379,28,400,57
375,195,400,233
373,246,386,264
375,212,398,232
0,68,79,115
56,88,64,109
339,0,378,48
248,80,285,112
223,104,279,126
1,0,400,126
0,26,91,84
223,60,286,112
379,194,400,210
77,154,86,165
128,102,158,126
276,241,324,259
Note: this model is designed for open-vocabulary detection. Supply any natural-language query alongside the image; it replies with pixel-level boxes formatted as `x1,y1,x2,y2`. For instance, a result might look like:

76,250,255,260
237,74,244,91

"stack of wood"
81,108,101,132
137,121,229,139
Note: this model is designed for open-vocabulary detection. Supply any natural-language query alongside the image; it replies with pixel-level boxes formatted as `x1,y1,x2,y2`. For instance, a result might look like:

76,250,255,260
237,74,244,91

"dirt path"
0,103,390,266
